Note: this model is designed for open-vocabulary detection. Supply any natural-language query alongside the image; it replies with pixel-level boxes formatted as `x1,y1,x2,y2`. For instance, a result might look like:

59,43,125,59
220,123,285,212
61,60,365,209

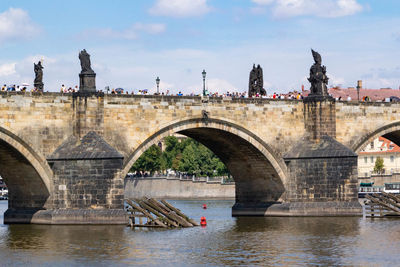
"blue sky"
0,0,400,94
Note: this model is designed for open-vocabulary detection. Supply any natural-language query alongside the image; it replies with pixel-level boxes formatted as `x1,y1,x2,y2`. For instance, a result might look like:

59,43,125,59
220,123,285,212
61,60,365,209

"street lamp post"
202,69,206,96
156,76,160,95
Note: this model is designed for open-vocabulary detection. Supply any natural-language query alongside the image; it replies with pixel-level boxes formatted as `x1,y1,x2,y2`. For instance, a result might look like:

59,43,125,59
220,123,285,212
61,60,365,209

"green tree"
198,144,216,176
130,144,162,175
172,153,182,170
178,143,200,175
129,136,230,177
373,157,384,174
163,136,178,165
177,140,229,177
215,160,229,176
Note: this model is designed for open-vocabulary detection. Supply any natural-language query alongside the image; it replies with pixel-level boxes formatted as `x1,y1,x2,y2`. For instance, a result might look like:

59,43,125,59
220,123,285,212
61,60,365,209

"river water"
0,200,399,266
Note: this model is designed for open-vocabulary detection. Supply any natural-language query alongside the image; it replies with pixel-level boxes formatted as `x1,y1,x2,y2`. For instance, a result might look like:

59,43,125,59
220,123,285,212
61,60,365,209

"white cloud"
0,53,78,89
80,23,166,40
0,8,40,44
360,67,400,89
252,0,363,18
329,74,346,87
0,63,16,76
149,0,211,17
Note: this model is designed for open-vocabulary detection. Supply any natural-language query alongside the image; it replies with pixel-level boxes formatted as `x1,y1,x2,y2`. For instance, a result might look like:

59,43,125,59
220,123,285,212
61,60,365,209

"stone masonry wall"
124,178,235,199
101,95,306,162
50,158,124,209
0,93,308,161
335,101,400,149
285,157,358,202
304,98,336,140
0,92,400,210
2,92,400,164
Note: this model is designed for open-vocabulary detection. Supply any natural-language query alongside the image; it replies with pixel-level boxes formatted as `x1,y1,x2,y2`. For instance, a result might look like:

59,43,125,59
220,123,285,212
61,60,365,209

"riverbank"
124,177,235,199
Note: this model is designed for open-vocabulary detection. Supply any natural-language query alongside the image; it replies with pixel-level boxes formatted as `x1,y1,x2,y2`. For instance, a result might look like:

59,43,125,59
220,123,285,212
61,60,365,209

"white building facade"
358,137,400,177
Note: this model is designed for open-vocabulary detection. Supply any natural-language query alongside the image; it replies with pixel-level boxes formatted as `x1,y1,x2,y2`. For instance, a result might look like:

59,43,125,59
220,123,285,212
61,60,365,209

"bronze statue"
79,49,94,73
248,64,266,97
34,61,44,91
308,49,329,96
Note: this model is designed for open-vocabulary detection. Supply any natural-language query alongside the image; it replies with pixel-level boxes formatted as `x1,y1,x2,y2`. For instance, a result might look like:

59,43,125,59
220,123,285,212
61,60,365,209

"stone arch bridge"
0,92,398,223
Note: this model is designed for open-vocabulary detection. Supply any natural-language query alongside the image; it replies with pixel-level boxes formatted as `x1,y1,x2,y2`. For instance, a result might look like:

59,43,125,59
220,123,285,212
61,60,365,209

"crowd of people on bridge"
1,84,28,92
2,82,400,103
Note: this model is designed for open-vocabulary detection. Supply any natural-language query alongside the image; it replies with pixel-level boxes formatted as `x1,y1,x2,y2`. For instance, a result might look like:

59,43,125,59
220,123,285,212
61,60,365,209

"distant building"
328,87,400,102
358,136,400,177
302,81,400,102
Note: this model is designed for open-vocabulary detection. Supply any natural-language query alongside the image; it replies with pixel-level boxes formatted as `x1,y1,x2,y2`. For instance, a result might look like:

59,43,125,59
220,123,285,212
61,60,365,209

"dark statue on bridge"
308,49,329,96
78,49,96,93
79,49,94,74
248,64,266,97
33,61,44,91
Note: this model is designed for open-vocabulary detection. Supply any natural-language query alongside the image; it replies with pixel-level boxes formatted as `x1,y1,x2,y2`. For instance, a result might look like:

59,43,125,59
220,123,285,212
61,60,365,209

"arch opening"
354,122,400,189
122,119,287,205
353,122,400,154
0,128,52,223
0,140,50,210
179,128,285,203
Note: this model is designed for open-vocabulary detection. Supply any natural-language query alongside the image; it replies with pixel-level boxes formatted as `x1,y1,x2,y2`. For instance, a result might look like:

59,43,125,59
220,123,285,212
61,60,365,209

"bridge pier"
233,95,362,216
4,131,127,224
281,96,361,216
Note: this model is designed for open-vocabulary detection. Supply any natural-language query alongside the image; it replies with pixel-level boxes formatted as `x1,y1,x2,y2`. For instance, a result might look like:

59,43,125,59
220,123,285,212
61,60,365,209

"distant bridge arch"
122,117,288,204
352,121,400,153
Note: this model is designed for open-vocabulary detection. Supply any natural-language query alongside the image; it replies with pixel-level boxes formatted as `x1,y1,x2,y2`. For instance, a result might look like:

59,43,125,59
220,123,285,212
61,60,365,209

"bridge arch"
352,121,400,153
122,118,288,204
0,126,53,212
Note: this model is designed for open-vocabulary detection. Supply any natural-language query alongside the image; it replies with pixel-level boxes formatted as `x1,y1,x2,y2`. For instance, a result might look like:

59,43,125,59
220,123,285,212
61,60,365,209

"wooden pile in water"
126,198,199,228
365,192,400,217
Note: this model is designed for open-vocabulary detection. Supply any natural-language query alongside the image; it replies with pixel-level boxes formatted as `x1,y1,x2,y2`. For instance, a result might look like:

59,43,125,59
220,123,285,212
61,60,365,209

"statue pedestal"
34,82,44,92
79,72,96,93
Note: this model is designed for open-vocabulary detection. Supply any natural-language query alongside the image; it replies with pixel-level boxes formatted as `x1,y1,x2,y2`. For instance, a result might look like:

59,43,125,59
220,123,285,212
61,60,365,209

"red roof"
359,136,400,154
302,88,400,101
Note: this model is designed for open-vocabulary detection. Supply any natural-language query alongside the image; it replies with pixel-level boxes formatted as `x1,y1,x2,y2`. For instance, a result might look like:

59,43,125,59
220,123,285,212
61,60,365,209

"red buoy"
200,216,207,226
202,204,207,209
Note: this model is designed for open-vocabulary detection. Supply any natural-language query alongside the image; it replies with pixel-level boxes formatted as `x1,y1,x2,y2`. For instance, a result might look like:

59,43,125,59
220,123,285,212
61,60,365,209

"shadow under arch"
122,118,288,204
0,127,53,221
352,121,400,153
